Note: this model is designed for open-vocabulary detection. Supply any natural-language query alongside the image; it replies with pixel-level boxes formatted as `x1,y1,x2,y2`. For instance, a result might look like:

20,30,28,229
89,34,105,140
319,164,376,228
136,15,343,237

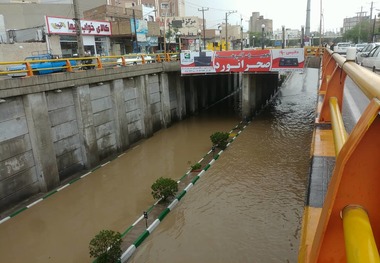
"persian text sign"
45,16,111,36
214,50,271,73
180,48,305,75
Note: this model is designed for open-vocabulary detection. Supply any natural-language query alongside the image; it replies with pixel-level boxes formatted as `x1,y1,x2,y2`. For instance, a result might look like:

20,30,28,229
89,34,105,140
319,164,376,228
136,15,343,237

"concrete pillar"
256,76,263,111
110,79,130,151
176,73,186,120
200,76,208,109
228,74,233,94
73,85,99,169
136,75,153,138
234,73,238,90
210,76,217,102
187,77,197,114
23,93,59,191
242,74,251,119
159,72,172,128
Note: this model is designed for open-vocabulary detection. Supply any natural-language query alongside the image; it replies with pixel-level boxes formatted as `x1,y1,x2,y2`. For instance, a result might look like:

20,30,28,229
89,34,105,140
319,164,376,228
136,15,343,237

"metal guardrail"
0,52,179,78
304,46,324,57
307,49,380,262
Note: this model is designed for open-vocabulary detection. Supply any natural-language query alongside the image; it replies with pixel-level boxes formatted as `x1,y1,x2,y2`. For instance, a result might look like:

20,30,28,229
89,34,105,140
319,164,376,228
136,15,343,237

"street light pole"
218,25,222,51
176,31,181,52
198,29,202,52
281,25,285,49
261,24,265,50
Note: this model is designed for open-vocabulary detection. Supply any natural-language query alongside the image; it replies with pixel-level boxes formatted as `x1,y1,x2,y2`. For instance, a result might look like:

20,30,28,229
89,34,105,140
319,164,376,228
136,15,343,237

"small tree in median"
151,177,178,202
89,230,122,263
210,131,230,150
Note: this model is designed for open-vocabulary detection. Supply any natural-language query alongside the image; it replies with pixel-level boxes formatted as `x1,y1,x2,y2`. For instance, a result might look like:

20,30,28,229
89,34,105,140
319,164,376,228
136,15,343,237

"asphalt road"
342,76,370,133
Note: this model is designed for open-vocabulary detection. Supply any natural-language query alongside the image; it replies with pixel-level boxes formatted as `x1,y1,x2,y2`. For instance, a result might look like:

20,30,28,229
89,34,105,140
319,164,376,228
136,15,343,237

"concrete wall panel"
93,109,113,127
0,167,38,200
91,97,112,114
0,151,35,181
51,120,79,142
0,117,28,142
0,134,32,162
48,106,77,127
53,134,81,157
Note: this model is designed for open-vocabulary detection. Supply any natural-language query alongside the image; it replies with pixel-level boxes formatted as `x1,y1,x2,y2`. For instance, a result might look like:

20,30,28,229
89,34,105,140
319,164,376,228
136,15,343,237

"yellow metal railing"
329,96,348,156
302,48,380,263
342,205,380,263
0,52,179,77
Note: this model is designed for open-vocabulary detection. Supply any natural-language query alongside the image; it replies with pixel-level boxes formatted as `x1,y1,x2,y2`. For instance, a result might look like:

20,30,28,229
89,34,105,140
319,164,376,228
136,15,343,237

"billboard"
45,16,111,36
180,48,305,75
130,19,148,42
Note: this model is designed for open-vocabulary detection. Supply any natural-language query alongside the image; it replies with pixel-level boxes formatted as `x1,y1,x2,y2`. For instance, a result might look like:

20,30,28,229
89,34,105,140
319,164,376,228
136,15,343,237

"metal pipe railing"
342,205,380,263
329,97,348,156
330,50,380,100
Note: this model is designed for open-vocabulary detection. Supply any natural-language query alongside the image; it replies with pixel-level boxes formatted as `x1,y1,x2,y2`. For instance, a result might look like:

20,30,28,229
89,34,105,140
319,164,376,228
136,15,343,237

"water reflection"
130,70,317,263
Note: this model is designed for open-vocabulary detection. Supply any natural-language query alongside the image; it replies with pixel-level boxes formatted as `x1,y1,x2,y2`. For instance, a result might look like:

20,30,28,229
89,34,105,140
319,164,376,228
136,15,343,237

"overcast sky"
0,0,375,32
185,0,375,32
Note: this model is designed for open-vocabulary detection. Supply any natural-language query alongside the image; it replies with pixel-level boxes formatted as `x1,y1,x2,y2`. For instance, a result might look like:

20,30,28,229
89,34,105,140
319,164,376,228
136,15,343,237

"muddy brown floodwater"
129,70,318,263
0,69,317,263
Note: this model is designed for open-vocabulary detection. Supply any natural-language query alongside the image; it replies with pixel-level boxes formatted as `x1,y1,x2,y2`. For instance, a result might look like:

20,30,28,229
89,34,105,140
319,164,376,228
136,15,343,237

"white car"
334,42,351,55
117,54,153,65
361,45,380,72
355,43,367,52
356,42,380,64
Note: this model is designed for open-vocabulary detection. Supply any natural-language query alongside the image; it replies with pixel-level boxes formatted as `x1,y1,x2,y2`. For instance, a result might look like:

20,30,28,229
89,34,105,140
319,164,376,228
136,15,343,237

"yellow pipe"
329,97,348,156
342,205,380,263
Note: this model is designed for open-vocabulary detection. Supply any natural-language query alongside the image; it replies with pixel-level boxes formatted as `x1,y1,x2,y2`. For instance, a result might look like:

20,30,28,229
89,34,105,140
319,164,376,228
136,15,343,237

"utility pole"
240,15,243,50
319,0,322,47
225,10,237,51
132,8,139,53
305,0,311,38
198,7,209,50
357,6,363,43
369,2,374,42
73,0,84,57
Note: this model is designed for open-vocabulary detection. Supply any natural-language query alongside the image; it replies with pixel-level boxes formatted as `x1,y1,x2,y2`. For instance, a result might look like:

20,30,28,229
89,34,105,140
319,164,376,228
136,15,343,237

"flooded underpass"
0,69,318,263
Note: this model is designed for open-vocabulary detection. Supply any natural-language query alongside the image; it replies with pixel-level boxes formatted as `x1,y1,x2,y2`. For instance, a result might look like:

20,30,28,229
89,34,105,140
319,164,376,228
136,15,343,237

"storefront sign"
130,19,148,42
45,16,111,36
180,48,304,75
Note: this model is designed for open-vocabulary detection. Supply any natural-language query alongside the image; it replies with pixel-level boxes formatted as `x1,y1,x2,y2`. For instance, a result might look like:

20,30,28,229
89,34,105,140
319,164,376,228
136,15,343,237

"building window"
161,2,169,9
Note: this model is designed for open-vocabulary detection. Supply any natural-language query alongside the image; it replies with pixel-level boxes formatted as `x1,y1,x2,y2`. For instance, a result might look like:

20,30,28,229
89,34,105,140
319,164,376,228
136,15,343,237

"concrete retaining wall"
0,63,240,212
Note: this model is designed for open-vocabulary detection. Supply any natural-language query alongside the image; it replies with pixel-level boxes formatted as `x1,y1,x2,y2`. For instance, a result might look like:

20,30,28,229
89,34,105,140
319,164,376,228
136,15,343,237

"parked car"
7,53,77,77
334,42,351,55
356,42,380,64
355,43,367,52
116,54,153,65
361,45,380,72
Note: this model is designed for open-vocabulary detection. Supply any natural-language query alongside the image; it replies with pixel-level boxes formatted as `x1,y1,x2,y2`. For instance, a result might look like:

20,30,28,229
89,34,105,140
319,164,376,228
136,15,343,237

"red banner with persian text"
180,48,304,75
214,50,271,73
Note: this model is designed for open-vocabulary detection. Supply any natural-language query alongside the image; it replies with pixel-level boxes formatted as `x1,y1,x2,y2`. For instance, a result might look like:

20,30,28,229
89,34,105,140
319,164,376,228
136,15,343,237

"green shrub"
89,230,122,263
191,163,202,171
151,177,178,201
210,132,230,150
